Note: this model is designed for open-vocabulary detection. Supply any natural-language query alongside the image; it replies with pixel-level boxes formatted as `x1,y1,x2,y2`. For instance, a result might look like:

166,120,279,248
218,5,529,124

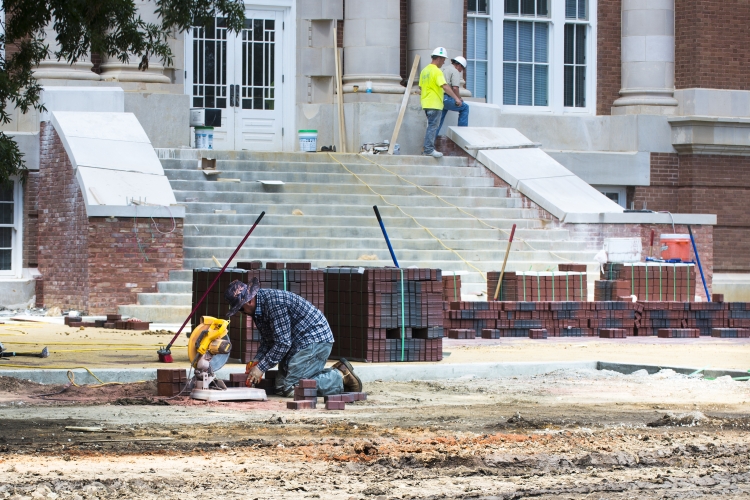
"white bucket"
195,127,214,150
299,130,318,152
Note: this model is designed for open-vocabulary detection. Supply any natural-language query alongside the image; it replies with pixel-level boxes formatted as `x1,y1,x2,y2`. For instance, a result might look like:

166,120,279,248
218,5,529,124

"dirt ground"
1,366,749,499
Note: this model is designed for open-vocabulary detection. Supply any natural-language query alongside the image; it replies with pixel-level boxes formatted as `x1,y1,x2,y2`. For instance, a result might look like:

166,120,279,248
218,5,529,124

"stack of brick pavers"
287,379,318,409
634,301,728,336
487,271,587,302
191,263,324,363
442,273,461,302
323,267,443,362
601,263,697,302
446,301,637,338
157,369,187,397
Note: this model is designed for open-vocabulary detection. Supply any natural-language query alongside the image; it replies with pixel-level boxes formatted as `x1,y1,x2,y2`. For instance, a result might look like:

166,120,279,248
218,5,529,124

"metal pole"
373,206,399,268
687,225,711,302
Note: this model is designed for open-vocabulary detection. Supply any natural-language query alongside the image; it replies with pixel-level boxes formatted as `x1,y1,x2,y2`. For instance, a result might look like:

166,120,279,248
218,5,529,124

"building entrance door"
188,10,283,151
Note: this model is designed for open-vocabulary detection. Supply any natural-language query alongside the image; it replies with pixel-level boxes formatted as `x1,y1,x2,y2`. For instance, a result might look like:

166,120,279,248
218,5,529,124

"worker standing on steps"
437,56,470,137
419,47,464,158
225,278,362,397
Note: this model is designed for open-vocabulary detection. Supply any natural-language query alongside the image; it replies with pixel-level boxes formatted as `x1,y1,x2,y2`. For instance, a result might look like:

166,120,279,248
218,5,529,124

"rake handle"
493,224,517,301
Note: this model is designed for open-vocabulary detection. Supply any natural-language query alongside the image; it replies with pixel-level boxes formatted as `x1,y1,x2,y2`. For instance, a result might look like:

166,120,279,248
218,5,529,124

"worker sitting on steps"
225,278,362,397
419,47,464,158
436,56,470,137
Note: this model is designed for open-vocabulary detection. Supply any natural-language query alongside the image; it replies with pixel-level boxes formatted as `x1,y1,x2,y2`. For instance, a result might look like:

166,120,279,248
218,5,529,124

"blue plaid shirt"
252,289,333,373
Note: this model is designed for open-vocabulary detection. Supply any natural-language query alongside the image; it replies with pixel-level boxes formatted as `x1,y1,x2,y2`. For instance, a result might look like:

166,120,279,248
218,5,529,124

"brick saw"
188,316,267,402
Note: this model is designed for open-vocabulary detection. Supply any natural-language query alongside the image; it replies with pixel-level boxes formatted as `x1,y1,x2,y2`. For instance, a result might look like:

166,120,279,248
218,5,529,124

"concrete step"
136,293,192,306
157,280,193,293
118,304,193,324
183,224,572,241
183,235,590,252
180,213,545,229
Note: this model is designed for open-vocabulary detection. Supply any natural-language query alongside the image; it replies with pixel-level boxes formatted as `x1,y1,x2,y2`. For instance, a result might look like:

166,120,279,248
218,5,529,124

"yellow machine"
188,316,232,391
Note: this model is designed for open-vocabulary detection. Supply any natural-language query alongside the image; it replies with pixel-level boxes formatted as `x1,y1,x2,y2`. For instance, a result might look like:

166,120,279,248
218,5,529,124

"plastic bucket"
660,234,691,261
195,127,214,150
299,130,318,152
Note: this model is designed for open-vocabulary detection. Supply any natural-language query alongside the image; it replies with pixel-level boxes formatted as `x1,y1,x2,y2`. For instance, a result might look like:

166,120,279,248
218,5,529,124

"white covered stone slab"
51,112,151,143
478,148,575,188
518,176,623,221
76,166,177,208
63,137,164,175
546,150,650,186
41,87,124,121
448,126,536,157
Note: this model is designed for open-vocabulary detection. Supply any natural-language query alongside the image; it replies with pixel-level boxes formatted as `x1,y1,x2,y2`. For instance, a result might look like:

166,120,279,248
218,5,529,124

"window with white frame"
466,0,489,99
492,0,596,112
0,183,14,271
564,0,588,107
502,0,550,107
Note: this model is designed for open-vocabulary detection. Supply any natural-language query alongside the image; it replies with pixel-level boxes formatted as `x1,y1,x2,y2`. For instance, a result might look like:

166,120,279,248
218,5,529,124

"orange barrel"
660,234,691,261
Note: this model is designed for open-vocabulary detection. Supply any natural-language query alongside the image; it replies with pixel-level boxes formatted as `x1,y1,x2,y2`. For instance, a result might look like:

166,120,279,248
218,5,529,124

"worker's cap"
431,47,448,58
225,277,261,318
451,56,467,68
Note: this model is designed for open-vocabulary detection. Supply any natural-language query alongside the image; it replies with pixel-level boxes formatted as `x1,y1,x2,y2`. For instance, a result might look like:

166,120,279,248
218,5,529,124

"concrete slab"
190,387,267,402
563,212,717,225
64,137,164,175
478,148,577,188
546,150,651,186
518,174,623,220
51,112,150,143
448,127,537,157
76,167,177,208
41,87,124,121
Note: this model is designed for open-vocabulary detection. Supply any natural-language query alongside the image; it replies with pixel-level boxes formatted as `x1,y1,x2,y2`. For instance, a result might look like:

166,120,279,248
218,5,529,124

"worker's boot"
332,358,363,393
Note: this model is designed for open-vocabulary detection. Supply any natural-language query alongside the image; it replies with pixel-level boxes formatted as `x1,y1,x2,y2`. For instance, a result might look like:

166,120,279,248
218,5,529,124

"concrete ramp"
448,127,623,221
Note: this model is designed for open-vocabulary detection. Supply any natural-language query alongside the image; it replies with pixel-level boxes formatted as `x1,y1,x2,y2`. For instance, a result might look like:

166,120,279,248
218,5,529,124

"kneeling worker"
225,278,362,396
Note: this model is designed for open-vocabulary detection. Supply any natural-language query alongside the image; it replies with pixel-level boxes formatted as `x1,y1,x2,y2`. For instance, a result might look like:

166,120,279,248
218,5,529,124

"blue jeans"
423,108,442,154
274,342,343,396
437,96,469,136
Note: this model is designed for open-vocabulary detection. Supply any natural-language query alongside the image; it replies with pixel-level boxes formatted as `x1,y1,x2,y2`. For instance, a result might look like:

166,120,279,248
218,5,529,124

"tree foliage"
0,0,245,185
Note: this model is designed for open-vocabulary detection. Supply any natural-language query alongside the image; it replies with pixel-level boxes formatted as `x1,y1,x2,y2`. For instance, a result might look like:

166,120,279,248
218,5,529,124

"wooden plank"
388,55,420,155
333,24,346,153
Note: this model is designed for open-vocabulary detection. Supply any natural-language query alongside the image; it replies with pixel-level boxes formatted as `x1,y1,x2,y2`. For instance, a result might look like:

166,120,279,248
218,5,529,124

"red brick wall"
36,123,184,313
632,153,679,212
37,123,90,311
22,172,40,267
634,153,750,274
675,1,750,90
87,217,183,314
564,222,713,300
596,0,621,115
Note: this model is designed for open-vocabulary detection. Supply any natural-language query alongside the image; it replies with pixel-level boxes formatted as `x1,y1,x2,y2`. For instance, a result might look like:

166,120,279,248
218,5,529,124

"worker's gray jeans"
275,342,343,396
423,108,442,154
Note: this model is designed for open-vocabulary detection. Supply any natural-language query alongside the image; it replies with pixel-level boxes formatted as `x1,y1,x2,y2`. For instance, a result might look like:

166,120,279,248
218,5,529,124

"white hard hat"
431,47,448,58
452,56,467,68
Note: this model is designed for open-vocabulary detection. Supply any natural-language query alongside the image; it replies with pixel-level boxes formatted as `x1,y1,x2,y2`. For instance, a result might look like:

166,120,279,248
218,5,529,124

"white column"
612,0,677,114
33,24,100,81
342,0,402,93
408,0,463,72
98,0,171,84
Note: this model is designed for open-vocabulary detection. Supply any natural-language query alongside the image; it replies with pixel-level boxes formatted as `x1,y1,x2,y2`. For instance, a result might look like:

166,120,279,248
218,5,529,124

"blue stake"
687,225,711,302
373,205,400,268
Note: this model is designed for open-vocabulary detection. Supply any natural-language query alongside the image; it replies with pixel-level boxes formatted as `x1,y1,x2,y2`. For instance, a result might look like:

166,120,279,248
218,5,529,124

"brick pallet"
487,271,587,302
445,301,636,338
711,328,750,338
634,301,728,336
442,273,461,302
191,263,325,363
601,263,697,302
324,267,443,363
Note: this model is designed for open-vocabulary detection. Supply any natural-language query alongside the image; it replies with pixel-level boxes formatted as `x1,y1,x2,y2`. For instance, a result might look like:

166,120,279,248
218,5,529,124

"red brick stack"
288,379,317,409
442,273,461,302
446,301,637,338
324,267,443,363
599,328,627,338
191,264,325,363
601,263,697,302
634,301,729,336
156,369,187,397
657,328,700,338
711,328,750,338
447,328,474,339
487,272,587,302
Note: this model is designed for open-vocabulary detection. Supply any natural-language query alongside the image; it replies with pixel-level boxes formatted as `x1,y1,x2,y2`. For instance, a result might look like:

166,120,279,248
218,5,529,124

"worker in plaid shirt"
225,278,362,397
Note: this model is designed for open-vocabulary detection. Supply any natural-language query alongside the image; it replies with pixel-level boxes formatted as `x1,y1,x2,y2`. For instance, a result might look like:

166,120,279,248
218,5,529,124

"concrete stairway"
119,151,598,322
